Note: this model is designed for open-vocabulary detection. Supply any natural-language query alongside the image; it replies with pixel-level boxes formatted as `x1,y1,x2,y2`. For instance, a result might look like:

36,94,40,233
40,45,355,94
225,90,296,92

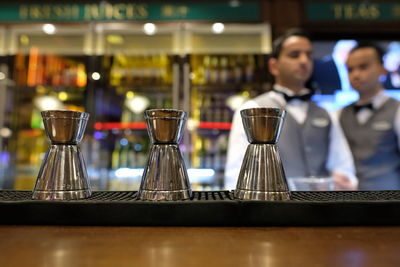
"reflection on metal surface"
235,108,290,201
138,109,192,200
32,110,91,200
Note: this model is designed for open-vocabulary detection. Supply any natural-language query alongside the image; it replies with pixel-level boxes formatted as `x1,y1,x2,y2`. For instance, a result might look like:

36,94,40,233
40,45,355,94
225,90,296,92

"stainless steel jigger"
138,109,192,201
32,110,91,200
234,108,290,201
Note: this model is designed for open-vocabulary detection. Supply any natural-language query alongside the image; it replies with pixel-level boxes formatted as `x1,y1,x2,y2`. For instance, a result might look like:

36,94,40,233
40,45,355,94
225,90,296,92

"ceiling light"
143,23,157,35
212,23,225,34
42,24,56,35
91,72,101,80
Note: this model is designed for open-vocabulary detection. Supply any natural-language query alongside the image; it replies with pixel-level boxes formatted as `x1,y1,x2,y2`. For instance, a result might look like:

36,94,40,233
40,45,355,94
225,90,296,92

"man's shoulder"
386,96,400,105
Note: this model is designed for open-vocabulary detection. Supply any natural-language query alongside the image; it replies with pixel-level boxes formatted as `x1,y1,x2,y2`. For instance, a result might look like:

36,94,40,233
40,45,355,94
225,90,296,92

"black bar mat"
1,190,400,226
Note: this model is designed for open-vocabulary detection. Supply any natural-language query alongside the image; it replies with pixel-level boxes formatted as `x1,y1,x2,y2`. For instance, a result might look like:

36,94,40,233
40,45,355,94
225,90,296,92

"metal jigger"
32,110,91,200
234,108,290,201
138,109,192,201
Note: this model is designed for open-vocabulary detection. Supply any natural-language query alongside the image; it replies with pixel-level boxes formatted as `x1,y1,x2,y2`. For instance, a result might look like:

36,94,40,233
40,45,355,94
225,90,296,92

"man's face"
270,36,313,87
346,47,386,94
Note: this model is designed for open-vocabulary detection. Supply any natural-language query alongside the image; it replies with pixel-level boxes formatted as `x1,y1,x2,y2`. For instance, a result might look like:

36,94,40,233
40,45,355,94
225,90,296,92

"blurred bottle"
160,54,171,84
245,55,255,83
234,55,244,83
27,47,39,87
14,53,27,86
127,140,137,168
210,56,219,84
203,137,213,169
76,63,87,87
203,55,211,84
219,56,229,84
119,138,129,168
111,139,121,169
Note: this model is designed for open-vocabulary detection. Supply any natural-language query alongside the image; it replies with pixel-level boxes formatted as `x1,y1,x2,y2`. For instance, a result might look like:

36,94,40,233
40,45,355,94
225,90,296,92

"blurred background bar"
0,1,399,191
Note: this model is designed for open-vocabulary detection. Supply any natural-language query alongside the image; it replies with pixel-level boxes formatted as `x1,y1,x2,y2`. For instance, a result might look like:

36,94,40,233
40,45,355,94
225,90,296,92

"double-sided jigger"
138,109,192,201
234,108,290,201
32,110,91,200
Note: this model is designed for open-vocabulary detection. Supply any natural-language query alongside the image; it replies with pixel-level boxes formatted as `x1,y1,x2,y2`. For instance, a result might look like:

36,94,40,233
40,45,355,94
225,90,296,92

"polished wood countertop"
0,226,399,267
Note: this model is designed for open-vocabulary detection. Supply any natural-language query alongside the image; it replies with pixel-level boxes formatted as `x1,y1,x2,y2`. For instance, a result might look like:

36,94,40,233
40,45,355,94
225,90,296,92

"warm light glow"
186,118,199,131
229,0,241,7
143,23,157,35
0,72,5,80
91,72,101,80
58,92,68,101
0,127,12,138
226,94,249,111
19,35,29,46
212,23,225,34
33,95,64,111
126,91,135,99
125,95,150,114
42,24,56,35
115,168,144,178
106,34,124,44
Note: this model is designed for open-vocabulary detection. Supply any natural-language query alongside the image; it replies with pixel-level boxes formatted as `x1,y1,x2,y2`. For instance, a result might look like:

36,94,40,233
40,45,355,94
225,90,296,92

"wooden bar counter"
0,226,399,266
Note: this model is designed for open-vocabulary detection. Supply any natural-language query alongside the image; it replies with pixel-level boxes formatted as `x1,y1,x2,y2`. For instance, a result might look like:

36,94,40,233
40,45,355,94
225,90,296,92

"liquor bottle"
128,140,137,168
203,137,213,169
209,56,219,84
119,138,129,168
160,54,171,84
219,56,229,84
14,52,27,86
111,139,121,170
27,47,39,87
76,63,87,87
245,55,255,83
234,55,244,84
190,55,200,85
215,134,228,171
136,137,149,168
52,56,62,86
203,55,211,84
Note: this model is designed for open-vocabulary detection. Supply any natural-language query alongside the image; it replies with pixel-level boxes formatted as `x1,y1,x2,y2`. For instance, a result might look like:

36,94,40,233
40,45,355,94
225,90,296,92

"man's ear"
268,57,279,77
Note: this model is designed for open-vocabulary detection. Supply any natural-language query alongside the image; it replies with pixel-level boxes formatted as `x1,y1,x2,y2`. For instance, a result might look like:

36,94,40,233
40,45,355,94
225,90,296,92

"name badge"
371,121,392,131
312,118,329,128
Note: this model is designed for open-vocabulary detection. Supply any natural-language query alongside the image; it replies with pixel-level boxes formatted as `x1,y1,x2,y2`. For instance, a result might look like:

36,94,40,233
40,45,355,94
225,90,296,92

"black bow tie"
354,103,374,113
274,90,313,103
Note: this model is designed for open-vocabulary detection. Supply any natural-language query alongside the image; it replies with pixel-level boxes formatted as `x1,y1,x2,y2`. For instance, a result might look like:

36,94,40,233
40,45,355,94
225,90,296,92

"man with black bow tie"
225,29,357,190
340,42,400,190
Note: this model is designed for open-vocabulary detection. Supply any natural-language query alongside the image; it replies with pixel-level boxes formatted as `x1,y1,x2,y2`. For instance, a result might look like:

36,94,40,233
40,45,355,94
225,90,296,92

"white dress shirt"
337,90,400,150
224,85,357,189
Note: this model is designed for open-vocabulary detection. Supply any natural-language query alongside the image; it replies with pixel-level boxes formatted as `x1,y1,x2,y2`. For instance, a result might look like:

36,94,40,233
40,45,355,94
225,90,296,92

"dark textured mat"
1,190,400,226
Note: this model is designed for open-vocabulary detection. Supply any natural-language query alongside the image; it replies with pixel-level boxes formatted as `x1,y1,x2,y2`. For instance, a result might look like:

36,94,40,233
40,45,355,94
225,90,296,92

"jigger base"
234,189,290,201
32,189,91,200
138,189,192,201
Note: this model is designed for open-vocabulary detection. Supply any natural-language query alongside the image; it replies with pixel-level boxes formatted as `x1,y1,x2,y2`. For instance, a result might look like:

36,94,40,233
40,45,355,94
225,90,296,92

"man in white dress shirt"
225,29,357,190
340,42,400,190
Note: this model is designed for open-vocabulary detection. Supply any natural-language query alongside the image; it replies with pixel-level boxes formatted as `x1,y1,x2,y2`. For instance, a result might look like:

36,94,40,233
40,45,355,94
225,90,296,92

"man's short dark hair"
271,28,312,59
349,41,385,65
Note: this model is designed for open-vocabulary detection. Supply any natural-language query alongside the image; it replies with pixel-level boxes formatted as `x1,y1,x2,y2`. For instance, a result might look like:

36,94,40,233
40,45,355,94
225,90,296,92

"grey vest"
340,98,400,190
278,103,331,177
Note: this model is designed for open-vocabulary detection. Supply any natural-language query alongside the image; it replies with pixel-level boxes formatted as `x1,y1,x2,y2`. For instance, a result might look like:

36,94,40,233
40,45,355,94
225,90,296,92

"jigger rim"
240,107,285,118
41,110,90,120
145,109,187,120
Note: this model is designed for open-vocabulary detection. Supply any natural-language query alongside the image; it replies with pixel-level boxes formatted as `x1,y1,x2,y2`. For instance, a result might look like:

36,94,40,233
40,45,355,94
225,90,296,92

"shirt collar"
273,84,311,96
356,90,388,110
271,84,311,107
